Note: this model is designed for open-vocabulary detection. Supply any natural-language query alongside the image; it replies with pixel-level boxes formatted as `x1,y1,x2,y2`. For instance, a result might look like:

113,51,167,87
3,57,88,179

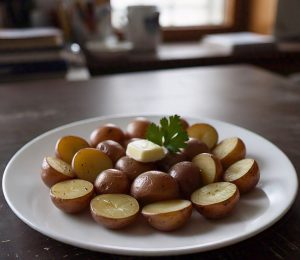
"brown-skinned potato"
90,124,125,147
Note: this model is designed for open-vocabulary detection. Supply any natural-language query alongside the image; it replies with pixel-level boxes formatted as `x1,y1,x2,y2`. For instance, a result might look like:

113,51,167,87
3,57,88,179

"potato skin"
115,156,155,181
130,171,179,205
126,117,151,139
192,188,240,219
94,169,130,194
224,159,260,194
90,124,125,147
50,187,94,214
182,138,210,161
156,152,187,172
96,140,125,165
180,118,189,130
169,161,202,198
142,202,192,231
41,157,74,188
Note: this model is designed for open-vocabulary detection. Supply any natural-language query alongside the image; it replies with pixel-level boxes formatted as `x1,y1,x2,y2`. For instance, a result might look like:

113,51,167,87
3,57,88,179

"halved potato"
50,179,94,213
192,153,223,185
90,194,139,229
212,137,246,169
224,158,260,194
191,182,239,219
55,135,89,164
41,156,75,188
187,123,218,149
72,148,113,183
142,199,192,231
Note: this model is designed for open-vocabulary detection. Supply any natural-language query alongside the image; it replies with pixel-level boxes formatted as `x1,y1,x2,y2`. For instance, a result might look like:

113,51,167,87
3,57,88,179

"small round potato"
187,123,219,149
94,169,130,194
156,151,187,172
212,137,246,169
72,148,113,183
142,199,192,231
191,182,240,219
90,194,139,229
96,140,125,164
192,153,223,185
126,117,151,139
169,161,202,198
41,156,75,188
180,118,189,130
55,135,89,164
182,138,210,161
50,179,94,213
90,124,125,147
131,171,179,205
115,156,155,181
223,158,260,194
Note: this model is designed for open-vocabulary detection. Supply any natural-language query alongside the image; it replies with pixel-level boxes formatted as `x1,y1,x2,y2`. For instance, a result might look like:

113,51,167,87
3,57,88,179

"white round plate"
2,115,298,256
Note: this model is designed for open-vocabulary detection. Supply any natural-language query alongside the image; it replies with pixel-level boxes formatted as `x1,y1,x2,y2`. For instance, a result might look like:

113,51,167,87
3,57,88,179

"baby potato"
182,138,210,161
212,137,246,169
142,199,192,231
41,156,75,188
169,161,202,198
96,140,125,165
156,151,187,172
191,182,240,219
223,158,260,194
192,153,223,185
131,171,179,205
72,148,113,183
94,169,130,194
187,123,218,149
115,156,155,181
126,117,151,139
90,124,125,147
55,135,89,164
90,194,139,229
50,179,94,214
180,118,189,130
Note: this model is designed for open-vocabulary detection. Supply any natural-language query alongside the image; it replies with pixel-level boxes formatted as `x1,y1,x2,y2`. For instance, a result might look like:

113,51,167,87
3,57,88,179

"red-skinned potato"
90,124,125,147
156,151,187,172
192,153,223,185
126,117,151,139
41,157,75,188
191,182,240,219
223,158,260,194
90,194,139,229
182,138,210,161
50,179,94,214
142,199,192,231
96,140,125,165
131,171,179,205
180,118,189,130
55,135,89,164
212,137,246,169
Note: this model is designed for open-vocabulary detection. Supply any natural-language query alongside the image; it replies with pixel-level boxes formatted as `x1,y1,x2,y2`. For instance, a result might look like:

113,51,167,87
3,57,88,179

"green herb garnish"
146,115,189,153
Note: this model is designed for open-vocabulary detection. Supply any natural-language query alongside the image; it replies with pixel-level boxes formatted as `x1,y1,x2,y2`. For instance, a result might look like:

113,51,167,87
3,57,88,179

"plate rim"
2,114,299,256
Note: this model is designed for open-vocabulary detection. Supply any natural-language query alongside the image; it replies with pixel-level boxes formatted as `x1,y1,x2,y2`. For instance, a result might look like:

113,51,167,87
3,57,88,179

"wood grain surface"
0,65,299,259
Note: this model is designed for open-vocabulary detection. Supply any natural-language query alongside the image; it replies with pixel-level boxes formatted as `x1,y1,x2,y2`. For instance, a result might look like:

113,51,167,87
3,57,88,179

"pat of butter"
126,139,166,163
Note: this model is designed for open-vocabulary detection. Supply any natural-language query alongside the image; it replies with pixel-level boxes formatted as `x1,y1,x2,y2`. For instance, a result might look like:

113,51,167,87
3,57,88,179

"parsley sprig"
146,115,189,153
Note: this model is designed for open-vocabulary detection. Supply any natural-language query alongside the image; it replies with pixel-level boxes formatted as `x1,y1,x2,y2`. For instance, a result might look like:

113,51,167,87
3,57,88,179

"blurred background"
0,0,300,82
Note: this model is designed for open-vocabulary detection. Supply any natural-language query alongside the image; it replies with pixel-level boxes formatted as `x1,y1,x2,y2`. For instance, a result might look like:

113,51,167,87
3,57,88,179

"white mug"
127,5,160,52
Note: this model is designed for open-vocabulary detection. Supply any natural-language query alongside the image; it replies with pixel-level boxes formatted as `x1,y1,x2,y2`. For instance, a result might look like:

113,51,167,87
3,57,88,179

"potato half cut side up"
142,199,192,231
224,158,260,194
187,123,218,149
50,179,94,214
191,182,240,219
90,194,139,229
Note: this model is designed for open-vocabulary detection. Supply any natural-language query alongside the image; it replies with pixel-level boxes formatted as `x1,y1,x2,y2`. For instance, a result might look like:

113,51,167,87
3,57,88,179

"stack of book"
0,28,68,81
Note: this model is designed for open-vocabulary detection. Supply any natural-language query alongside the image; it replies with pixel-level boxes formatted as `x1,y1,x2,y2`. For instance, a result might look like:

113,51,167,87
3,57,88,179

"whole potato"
182,138,210,161
156,152,187,172
131,171,179,204
126,117,151,139
94,169,130,194
90,124,125,147
180,118,189,130
115,156,155,181
169,161,202,198
96,140,125,165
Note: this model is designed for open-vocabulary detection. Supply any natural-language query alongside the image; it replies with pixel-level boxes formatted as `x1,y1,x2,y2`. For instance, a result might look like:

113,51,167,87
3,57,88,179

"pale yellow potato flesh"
91,194,139,219
187,123,218,149
50,179,94,200
192,154,217,185
47,157,73,177
225,159,254,181
213,138,238,159
191,182,237,206
142,199,191,214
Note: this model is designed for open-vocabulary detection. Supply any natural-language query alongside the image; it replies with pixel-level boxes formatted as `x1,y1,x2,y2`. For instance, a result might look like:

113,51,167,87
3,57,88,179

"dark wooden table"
1,65,299,259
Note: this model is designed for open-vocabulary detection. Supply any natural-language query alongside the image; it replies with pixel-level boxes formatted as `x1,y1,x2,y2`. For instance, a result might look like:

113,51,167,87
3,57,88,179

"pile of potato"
41,117,260,231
